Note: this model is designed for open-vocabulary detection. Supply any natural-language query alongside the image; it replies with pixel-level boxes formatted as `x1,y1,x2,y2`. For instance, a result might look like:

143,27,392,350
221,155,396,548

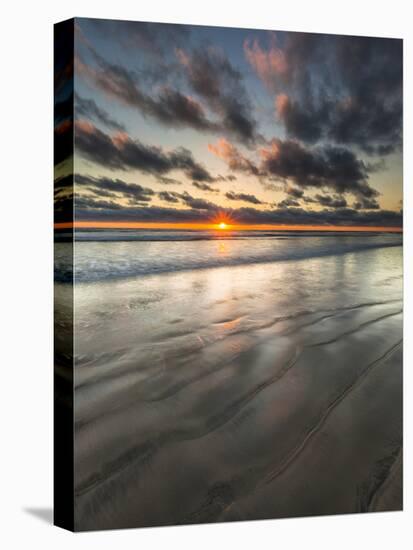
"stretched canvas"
54,18,403,531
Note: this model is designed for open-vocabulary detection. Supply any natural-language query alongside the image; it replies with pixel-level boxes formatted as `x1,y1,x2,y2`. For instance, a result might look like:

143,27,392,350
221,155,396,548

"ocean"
54,229,402,283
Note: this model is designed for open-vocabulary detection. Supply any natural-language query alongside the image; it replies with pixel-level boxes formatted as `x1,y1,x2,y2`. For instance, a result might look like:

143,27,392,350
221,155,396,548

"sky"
54,18,403,229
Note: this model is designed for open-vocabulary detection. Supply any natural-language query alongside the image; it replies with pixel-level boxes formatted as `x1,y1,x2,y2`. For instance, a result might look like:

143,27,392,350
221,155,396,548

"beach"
55,231,403,530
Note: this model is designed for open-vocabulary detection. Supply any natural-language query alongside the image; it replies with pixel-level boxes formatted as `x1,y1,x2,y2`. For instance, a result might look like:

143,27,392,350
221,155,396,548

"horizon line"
54,221,403,233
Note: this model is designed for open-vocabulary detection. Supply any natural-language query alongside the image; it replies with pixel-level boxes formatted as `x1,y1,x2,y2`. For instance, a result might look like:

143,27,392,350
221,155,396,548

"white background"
0,0,411,547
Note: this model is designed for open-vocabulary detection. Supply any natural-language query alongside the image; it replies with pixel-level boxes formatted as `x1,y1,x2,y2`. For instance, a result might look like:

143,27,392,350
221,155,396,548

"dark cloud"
261,140,379,200
158,191,180,203
77,55,217,133
87,19,190,58
55,193,124,217
75,93,126,131
176,47,258,144
353,197,381,210
54,120,73,166
225,191,265,205
157,190,218,211
275,93,329,144
278,197,300,208
54,23,74,167
76,195,123,210
312,194,348,208
152,87,219,131
54,191,73,224
208,138,261,176
77,40,259,143
75,121,217,182
178,192,217,211
247,33,402,155
170,147,217,182
156,176,182,185
192,182,219,192
55,174,73,192
209,137,379,202
75,174,155,202
55,93,73,125
285,186,304,198
89,188,118,199
73,200,402,228
330,36,402,155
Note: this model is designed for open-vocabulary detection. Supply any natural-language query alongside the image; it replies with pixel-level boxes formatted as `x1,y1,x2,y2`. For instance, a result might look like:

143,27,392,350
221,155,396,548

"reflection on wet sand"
65,244,402,530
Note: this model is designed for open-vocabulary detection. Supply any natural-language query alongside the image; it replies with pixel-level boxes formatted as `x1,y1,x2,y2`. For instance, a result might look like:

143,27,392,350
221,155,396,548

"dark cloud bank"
53,173,402,228
72,200,402,228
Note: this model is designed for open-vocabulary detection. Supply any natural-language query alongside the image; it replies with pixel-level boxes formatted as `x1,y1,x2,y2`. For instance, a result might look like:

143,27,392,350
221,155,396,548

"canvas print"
54,18,403,531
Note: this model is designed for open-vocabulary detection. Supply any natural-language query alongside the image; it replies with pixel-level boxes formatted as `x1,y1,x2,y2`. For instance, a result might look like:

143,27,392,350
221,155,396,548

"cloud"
75,93,126,131
54,193,125,219
285,186,304,198
329,36,402,155
76,33,258,141
87,19,190,58
158,191,180,203
73,200,402,228
178,191,217,211
353,197,380,210
153,87,219,131
75,121,217,182
55,174,73,192
157,190,218,211
245,32,402,155
275,93,329,143
156,176,182,185
177,47,258,143
278,197,300,208
208,138,260,176
55,93,73,125
192,182,219,192
75,195,124,210
75,174,155,203
54,23,74,167
260,139,377,199
54,120,73,166
313,194,348,208
77,55,217,133
209,137,379,203
244,35,288,90
225,191,265,205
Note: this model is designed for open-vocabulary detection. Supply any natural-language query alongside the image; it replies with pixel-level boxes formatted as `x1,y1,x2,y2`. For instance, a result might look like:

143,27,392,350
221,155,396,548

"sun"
218,222,227,230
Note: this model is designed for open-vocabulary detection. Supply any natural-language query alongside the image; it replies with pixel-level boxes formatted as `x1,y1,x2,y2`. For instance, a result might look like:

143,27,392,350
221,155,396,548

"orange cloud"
259,139,280,161
244,35,288,90
208,138,259,175
74,119,96,134
275,93,289,117
175,47,190,67
111,131,131,147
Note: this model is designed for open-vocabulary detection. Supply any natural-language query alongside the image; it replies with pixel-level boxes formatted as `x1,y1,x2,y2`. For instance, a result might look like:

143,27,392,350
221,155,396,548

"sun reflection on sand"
218,242,228,257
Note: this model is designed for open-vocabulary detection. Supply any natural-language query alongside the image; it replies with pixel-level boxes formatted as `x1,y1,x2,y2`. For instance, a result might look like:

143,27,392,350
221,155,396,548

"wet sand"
68,244,402,530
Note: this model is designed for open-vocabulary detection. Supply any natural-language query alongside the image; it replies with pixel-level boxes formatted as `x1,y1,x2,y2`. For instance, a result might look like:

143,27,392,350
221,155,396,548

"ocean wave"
54,237,402,284
55,229,400,243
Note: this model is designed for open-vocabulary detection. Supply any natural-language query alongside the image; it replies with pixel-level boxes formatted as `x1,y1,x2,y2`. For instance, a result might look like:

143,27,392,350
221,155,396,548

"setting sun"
219,222,227,230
